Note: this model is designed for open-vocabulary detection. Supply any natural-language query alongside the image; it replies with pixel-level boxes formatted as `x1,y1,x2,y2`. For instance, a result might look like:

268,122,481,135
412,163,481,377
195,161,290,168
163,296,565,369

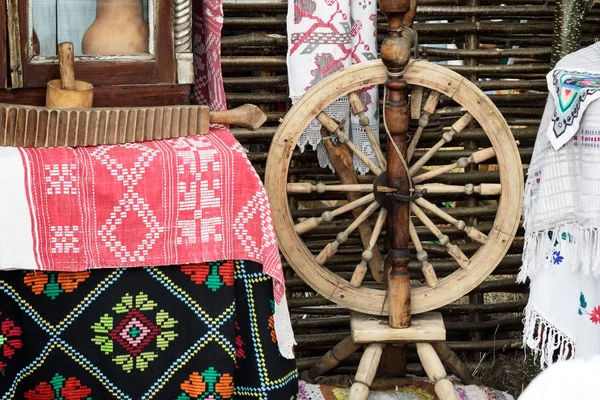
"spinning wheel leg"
416,343,459,400
433,342,479,385
348,343,384,400
305,336,361,382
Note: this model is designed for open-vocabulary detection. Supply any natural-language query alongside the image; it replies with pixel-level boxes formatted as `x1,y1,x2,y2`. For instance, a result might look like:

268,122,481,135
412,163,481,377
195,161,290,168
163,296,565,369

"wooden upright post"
380,0,415,329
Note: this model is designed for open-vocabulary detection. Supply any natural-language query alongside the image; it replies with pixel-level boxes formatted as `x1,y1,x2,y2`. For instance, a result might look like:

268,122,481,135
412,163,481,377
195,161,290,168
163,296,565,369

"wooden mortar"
46,42,93,108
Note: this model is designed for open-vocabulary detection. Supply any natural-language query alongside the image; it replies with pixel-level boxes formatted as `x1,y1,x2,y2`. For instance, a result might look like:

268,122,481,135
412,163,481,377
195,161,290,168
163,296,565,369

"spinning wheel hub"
373,173,426,208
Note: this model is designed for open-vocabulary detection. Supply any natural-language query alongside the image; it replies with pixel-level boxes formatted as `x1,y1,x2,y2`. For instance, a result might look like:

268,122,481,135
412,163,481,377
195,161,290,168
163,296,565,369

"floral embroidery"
547,230,574,246
578,292,600,324
24,373,92,400
24,271,90,299
177,368,234,399
0,313,23,371
526,170,542,198
181,261,234,291
545,230,573,264
552,250,564,265
91,292,178,372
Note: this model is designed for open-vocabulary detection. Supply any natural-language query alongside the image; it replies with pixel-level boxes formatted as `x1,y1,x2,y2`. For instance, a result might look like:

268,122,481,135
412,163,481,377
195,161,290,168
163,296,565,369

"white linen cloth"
519,42,600,369
287,0,380,174
520,356,600,400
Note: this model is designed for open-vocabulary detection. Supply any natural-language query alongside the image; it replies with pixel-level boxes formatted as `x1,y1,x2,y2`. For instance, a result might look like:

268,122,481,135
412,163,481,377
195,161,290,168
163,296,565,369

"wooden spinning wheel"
265,59,523,315
268,1,523,397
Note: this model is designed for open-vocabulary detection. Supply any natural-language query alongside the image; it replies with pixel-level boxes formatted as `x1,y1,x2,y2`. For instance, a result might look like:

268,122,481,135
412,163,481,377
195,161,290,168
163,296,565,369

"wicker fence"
221,0,600,379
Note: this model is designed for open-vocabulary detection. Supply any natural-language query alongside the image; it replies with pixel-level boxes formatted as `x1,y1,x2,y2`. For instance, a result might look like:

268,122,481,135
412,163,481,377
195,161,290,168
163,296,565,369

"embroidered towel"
0,130,295,359
547,68,600,150
287,0,380,174
519,42,600,368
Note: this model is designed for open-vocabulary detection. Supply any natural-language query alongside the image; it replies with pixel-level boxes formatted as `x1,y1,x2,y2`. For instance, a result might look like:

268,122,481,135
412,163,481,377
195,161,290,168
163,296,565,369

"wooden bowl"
46,79,94,108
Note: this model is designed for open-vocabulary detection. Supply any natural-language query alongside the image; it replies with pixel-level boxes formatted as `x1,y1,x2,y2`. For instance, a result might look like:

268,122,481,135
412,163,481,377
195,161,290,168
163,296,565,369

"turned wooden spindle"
380,0,415,330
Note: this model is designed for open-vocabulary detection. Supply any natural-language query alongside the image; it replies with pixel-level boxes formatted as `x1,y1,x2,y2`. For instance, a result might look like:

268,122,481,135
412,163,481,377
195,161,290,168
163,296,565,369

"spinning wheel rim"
266,59,523,315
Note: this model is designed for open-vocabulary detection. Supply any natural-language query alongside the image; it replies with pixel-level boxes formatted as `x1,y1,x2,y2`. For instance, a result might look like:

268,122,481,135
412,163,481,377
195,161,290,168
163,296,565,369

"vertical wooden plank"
76,111,88,146
126,110,137,144
35,109,49,147
179,107,189,138
89,110,102,146
56,0,96,55
66,111,78,147
0,107,7,144
170,107,180,138
145,109,155,141
163,108,173,139
106,110,118,145
135,110,146,142
5,107,17,146
117,110,128,144
24,108,38,147
32,0,57,56
154,108,164,140
16,108,27,146
198,107,209,135
56,110,69,147
188,106,198,137
47,109,59,147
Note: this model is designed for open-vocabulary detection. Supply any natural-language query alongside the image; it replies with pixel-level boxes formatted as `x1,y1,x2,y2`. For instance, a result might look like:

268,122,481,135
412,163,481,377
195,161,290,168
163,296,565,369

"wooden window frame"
11,0,177,88
0,0,7,88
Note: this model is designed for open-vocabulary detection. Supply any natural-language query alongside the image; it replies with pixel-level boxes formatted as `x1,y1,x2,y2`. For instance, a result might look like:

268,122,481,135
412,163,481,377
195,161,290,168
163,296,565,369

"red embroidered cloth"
19,131,283,304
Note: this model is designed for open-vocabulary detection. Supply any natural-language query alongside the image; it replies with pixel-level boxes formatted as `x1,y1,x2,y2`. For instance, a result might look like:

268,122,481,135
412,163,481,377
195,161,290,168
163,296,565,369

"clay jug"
82,0,149,55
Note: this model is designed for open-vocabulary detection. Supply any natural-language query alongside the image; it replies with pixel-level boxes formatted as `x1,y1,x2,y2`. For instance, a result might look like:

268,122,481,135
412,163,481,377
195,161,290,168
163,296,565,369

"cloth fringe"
523,305,575,369
518,224,600,283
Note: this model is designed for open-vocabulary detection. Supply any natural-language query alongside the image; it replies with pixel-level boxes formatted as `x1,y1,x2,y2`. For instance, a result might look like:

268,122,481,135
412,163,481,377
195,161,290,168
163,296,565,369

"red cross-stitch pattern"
19,130,285,304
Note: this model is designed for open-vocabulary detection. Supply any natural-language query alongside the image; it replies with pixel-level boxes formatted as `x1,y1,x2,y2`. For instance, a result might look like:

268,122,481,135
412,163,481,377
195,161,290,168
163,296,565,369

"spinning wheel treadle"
265,59,523,315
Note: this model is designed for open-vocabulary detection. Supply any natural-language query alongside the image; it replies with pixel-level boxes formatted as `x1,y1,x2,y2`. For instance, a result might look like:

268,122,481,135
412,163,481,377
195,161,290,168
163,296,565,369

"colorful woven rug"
298,380,514,400
0,260,297,399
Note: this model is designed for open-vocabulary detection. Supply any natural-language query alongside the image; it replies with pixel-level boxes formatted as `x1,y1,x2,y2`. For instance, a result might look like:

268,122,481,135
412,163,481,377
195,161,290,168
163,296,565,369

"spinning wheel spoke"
416,183,501,196
412,146,496,183
317,112,383,175
413,197,488,244
408,220,439,287
287,182,374,194
410,203,470,268
294,193,375,235
408,113,474,176
407,90,440,162
350,208,387,287
315,201,381,265
349,92,387,169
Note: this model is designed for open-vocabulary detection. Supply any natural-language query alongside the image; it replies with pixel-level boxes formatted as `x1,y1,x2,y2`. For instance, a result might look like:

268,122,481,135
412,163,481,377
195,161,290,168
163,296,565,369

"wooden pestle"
58,42,76,91
46,42,94,108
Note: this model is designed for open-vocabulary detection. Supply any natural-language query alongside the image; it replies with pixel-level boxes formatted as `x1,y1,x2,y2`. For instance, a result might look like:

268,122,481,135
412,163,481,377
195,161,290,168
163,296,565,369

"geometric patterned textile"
192,0,226,111
547,69,600,150
0,128,294,359
287,0,380,174
0,260,298,399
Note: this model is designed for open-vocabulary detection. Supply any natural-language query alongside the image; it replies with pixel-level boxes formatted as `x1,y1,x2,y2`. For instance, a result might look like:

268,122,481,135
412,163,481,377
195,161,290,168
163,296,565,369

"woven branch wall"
221,0,600,377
